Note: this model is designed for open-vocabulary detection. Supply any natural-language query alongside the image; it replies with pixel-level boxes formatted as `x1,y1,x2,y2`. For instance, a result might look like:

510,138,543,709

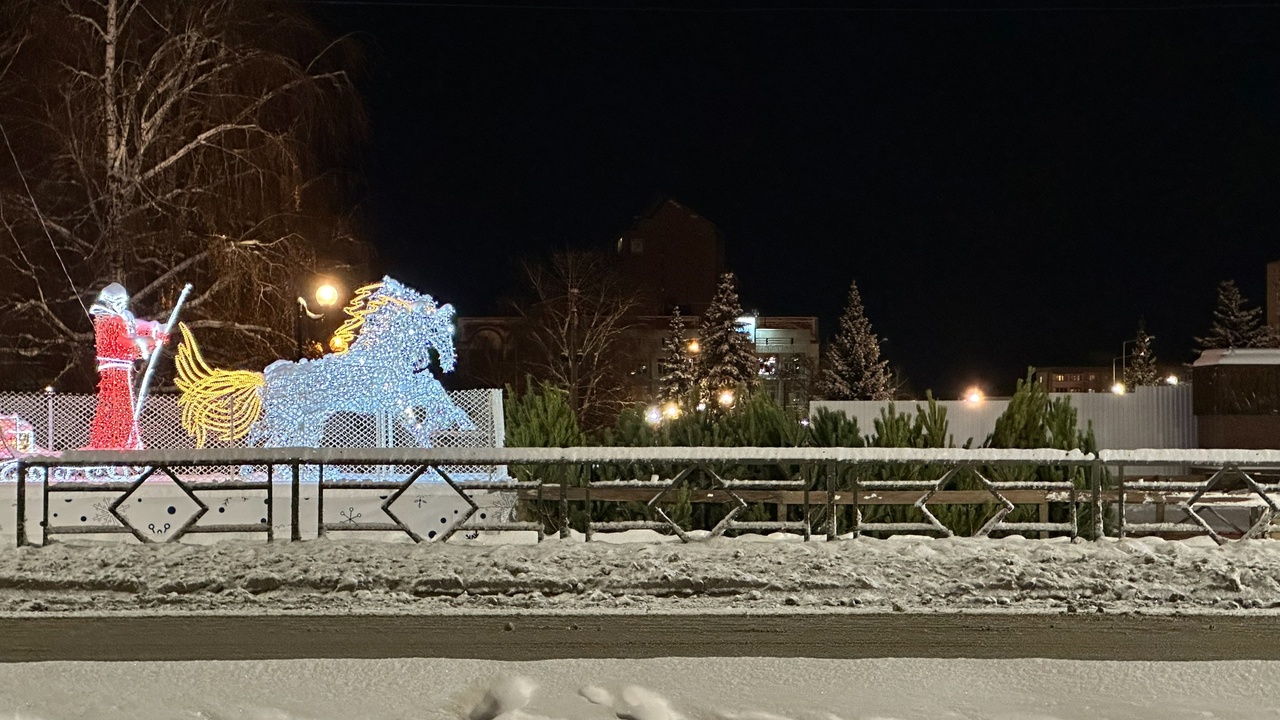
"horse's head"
351,277,458,376
407,299,458,374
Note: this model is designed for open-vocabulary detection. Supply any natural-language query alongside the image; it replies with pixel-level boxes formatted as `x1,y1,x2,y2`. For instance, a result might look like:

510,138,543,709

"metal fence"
8,446,1280,546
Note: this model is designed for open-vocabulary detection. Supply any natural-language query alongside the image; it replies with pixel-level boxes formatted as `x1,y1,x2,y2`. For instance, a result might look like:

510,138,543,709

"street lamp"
315,283,339,308
296,279,342,360
1111,339,1140,386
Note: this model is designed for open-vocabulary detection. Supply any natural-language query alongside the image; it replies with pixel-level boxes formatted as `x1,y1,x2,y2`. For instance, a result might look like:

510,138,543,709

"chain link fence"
0,389,506,481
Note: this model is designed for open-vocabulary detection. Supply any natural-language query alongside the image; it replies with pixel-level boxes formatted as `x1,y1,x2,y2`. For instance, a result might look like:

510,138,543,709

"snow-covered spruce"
1196,279,1278,350
657,307,696,405
817,280,893,401
697,273,759,398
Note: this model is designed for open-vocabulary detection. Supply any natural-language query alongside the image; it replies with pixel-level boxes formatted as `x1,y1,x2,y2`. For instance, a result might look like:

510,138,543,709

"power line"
292,0,1280,11
0,121,90,318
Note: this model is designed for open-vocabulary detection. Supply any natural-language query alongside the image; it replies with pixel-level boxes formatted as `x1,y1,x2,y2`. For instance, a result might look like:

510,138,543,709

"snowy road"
2,610,1280,662
0,655,1277,720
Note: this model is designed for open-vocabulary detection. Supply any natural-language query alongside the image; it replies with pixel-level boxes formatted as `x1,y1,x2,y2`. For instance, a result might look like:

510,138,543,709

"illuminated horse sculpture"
175,277,474,448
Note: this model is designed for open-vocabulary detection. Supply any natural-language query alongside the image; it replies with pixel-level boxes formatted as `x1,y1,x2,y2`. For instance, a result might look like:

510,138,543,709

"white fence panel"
0,389,506,480
813,384,1195,462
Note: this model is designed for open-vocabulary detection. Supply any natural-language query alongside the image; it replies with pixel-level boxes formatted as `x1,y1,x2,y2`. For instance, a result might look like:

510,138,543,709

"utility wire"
0,121,90,318
292,0,1280,10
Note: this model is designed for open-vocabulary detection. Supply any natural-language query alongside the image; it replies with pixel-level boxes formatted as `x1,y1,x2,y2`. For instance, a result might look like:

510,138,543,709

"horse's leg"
396,402,435,448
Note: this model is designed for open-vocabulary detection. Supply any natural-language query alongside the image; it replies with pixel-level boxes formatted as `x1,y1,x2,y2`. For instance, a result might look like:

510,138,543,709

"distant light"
718,389,735,407
687,340,700,353
695,402,707,412
1111,382,1126,395
800,418,811,427
1166,374,1179,386
662,402,681,419
645,406,662,425
964,387,984,404
43,386,53,394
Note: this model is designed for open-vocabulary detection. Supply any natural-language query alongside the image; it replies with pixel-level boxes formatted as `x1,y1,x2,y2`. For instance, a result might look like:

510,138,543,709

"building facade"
1033,367,1113,393
616,197,725,316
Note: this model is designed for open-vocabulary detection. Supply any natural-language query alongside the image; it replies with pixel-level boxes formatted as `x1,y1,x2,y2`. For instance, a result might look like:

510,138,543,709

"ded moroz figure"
85,283,169,450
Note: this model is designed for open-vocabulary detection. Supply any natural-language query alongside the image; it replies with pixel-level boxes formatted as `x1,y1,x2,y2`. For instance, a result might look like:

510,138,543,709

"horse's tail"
174,323,265,447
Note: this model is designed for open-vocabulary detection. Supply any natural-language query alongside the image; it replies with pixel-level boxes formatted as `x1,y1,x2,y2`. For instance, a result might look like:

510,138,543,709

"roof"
1192,348,1280,366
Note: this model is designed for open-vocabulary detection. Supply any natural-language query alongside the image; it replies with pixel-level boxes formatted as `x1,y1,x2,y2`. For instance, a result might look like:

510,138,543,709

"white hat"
91,282,130,315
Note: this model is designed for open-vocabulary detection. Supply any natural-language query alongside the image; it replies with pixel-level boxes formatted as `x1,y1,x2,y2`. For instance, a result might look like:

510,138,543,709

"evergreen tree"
817,280,893,400
697,273,759,399
1123,320,1160,388
1196,280,1276,349
658,308,696,405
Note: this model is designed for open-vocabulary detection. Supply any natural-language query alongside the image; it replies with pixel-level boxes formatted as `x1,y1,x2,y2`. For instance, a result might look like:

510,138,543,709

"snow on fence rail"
4,446,1280,547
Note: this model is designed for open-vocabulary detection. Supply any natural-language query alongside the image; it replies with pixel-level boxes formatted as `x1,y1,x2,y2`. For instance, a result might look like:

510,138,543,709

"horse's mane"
330,278,439,353
330,282,386,353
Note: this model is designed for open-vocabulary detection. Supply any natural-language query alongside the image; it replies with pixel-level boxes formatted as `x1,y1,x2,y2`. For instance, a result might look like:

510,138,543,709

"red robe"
86,314,161,450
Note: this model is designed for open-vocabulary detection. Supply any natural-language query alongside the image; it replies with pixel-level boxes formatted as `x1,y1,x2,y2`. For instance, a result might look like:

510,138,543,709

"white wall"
811,384,1196,451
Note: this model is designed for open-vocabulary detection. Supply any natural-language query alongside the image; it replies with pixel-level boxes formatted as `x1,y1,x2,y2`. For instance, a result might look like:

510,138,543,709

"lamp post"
1111,339,1140,387
296,280,341,360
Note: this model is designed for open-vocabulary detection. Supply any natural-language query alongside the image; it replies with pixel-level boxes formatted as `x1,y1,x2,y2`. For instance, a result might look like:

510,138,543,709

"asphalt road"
2,612,1278,662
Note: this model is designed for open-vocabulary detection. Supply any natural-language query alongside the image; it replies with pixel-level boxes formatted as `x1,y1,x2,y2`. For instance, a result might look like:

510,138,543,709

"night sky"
308,1,1280,398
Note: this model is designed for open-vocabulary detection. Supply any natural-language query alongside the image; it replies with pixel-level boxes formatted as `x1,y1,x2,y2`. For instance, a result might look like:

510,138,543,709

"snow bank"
2,532,1280,615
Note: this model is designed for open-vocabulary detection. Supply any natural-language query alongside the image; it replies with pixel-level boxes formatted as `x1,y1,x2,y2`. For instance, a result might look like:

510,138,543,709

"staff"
133,283,193,426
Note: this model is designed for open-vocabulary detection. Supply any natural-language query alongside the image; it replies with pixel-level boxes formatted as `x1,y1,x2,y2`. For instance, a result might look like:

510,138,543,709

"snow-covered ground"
3,533,1280,718
0,655,1276,720
2,531,1279,614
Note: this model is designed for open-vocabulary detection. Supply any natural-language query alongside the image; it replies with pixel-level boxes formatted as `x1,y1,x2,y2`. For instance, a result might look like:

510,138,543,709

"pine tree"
658,308,696,404
1123,320,1160,388
817,280,893,401
697,273,759,400
1195,280,1276,349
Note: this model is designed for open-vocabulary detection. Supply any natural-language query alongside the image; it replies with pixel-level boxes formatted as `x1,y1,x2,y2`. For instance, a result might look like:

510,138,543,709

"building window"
1055,374,1065,382
630,238,644,254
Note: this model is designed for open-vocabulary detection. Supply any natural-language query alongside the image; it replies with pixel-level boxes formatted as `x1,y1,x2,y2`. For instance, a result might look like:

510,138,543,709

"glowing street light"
1111,382,1126,395
687,340,700,353
315,282,341,308
662,402,681,420
645,406,662,425
1166,374,1179,386
964,387,984,404
296,278,343,359
718,389,735,407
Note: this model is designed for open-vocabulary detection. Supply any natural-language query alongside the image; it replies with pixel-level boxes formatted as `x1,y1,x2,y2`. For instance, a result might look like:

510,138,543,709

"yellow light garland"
174,323,265,447
329,282,384,355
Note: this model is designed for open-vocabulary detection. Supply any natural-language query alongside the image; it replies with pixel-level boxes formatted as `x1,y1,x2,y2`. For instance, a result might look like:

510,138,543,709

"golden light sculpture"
328,282,387,354
174,323,265,447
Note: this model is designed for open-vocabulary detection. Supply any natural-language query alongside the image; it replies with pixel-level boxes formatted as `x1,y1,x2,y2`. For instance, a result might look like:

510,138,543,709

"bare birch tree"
513,250,640,430
0,0,368,388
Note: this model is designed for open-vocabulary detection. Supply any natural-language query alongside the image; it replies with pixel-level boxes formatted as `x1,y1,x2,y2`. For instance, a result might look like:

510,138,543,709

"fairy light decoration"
176,277,472,448
174,323,265,446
